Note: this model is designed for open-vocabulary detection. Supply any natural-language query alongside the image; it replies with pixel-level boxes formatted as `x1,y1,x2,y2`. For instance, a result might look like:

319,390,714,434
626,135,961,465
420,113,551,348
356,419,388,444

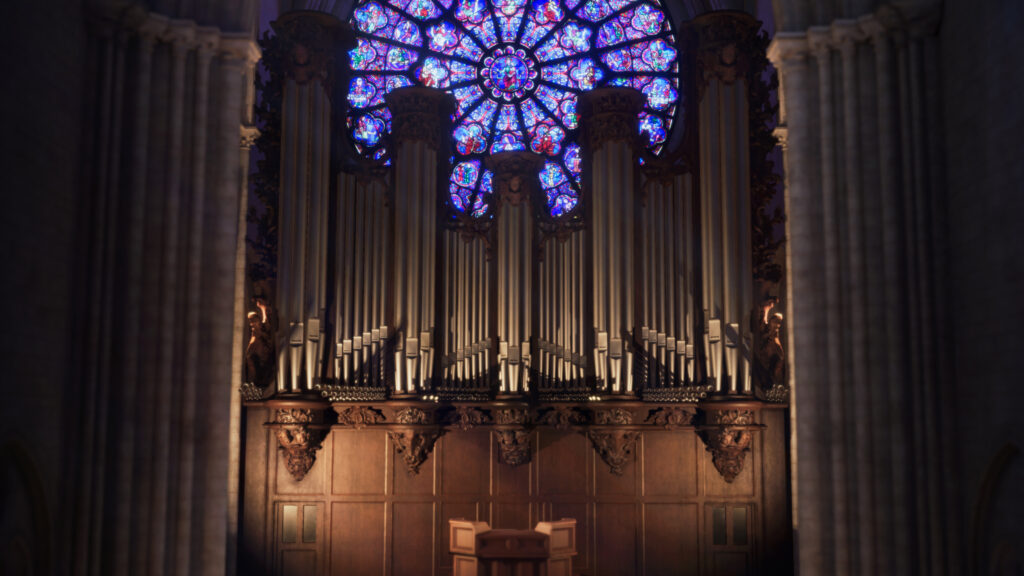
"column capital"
806,26,832,58
578,87,644,151
830,19,865,52
385,86,456,150
271,10,348,86
220,33,261,65
485,151,544,207
686,10,761,90
767,32,810,68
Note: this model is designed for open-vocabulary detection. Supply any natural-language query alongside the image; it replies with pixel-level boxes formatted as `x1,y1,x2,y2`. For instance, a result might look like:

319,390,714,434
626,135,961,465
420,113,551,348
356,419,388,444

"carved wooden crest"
388,430,441,475
495,430,532,467
588,430,641,475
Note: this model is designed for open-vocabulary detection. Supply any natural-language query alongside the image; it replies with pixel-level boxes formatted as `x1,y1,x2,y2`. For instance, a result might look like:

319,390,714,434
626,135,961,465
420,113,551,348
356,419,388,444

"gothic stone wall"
240,407,791,575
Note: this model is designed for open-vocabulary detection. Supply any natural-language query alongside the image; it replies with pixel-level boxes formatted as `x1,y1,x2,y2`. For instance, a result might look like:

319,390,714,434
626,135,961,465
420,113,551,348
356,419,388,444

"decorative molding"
645,406,696,429
539,406,585,430
485,151,545,208
395,407,432,424
385,86,456,151
447,406,491,430
587,430,641,475
578,87,644,151
270,11,347,89
495,430,532,467
240,124,260,150
687,11,760,95
337,406,385,429
388,430,441,474
494,408,531,426
593,407,633,425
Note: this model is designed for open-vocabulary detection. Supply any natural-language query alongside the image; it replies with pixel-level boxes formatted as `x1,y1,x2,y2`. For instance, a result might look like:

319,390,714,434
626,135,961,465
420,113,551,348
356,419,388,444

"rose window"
348,0,680,218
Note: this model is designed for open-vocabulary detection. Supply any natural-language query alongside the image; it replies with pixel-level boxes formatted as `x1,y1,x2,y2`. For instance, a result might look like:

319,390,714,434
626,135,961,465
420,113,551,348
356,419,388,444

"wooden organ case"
241,9,792,576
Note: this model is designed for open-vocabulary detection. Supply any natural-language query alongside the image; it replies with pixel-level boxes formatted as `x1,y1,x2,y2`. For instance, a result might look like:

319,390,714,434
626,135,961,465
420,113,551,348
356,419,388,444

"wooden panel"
712,551,749,576
643,503,698,576
493,431,533,497
441,430,490,496
760,408,793,572
281,550,316,575
538,429,589,496
392,502,435,574
548,501,590,572
595,503,636,575
392,437,436,495
642,431,697,497
330,502,385,576
491,501,532,529
333,430,386,495
440,501,481,573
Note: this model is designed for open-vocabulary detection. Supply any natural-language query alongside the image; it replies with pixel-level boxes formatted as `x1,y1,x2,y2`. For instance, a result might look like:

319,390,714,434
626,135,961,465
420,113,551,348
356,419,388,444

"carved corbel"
539,405,586,430
493,406,533,467
388,430,441,475
266,400,330,481
587,430,641,476
698,400,762,483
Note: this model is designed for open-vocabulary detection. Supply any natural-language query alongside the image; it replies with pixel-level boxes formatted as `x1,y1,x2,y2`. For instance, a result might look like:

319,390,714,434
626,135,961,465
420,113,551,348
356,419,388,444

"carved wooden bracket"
388,429,442,475
698,400,762,483
495,430,532,467
446,405,491,431
587,430,642,475
538,405,586,430
645,406,696,430
336,405,384,429
266,397,331,482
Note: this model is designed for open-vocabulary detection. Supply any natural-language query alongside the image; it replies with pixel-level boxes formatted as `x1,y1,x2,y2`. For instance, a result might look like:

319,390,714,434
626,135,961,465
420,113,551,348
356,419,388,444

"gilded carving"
587,430,641,475
578,87,644,151
395,407,432,424
593,408,633,425
385,86,455,151
494,408,531,426
388,430,441,475
495,430,532,467
646,406,696,429
448,406,491,430
539,406,585,430
337,406,385,429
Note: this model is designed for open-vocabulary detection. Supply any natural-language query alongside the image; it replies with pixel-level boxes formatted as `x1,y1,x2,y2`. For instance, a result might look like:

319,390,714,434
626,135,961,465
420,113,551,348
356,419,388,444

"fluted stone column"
688,11,759,395
487,151,544,395
580,87,643,395
769,2,960,573
385,86,455,394
69,6,258,574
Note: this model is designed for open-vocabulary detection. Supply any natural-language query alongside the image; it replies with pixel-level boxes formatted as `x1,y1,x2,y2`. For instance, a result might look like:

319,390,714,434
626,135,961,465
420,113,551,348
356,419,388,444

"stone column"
487,151,544,395
689,11,760,395
271,11,352,394
579,87,643,395
385,86,455,395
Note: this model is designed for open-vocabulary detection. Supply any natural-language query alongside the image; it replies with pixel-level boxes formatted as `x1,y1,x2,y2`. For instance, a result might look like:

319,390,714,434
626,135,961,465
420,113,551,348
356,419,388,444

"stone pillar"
385,86,455,395
688,11,760,395
579,87,643,395
769,2,960,573
271,11,353,393
487,151,544,395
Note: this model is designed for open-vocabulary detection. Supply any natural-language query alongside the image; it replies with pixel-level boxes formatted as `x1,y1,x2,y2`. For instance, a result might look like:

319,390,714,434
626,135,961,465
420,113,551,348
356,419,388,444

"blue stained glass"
348,0,679,217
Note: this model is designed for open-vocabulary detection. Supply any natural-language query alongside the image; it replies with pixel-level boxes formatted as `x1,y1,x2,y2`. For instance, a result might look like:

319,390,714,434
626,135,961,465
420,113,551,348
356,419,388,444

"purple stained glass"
348,0,679,218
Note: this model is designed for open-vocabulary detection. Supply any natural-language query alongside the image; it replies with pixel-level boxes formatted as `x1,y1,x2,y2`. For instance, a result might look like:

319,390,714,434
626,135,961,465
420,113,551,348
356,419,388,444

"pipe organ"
246,9,786,490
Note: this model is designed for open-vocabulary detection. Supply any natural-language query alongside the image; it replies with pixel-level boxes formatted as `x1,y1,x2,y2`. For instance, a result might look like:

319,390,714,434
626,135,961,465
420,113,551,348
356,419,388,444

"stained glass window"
348,0,679,218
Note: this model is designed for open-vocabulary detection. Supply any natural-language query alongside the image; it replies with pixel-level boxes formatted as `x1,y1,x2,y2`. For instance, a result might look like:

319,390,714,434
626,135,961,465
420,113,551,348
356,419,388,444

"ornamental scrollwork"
495,430,532,467
494,408,531,426
645,406,696,429
395,407,432,424
337,406,385,429
593,408,633,425
388,430,441,475
272,408,325,481
539,406,585,430
588,430,641,476
447,406,491,431
704,427,753,483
